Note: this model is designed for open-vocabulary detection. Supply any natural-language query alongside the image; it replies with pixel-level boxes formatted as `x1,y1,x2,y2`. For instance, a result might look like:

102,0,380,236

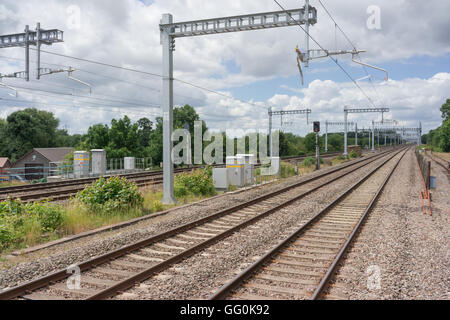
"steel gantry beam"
269,109,311,156
343,107,389,155
0,24,64,81
324,121,355,153
0,28,63,48
159,4,317,204
162,8,317,39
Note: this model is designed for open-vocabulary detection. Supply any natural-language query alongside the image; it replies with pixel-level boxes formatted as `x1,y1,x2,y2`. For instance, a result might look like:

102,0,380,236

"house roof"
0,157,11,168
34,148,74,162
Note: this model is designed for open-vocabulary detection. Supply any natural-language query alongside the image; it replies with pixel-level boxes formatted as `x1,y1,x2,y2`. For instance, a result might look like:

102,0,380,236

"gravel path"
325,149,449,300
113,154,393,300
0,154,382,290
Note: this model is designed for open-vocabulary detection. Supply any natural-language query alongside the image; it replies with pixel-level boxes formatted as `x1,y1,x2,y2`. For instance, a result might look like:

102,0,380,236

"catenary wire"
273,0,377,108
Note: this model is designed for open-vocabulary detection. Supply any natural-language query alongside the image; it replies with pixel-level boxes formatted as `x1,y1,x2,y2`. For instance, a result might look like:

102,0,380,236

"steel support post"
269,107,273,158
371,121,375,152
355,123,358,146
418,122,422,145
24,25,29,81
36,23,41,80
161,14,175,204
315,132,320,170
304,0,310,68
324,121,328,153
384,132,387,146
344,109,348,156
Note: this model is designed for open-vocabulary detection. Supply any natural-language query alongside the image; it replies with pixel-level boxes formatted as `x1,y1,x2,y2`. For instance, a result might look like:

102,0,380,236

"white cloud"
268,73,450,135
0,0,448,136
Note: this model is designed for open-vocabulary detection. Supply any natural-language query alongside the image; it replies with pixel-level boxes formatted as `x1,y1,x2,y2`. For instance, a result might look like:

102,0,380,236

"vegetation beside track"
0,170,218,256
0,153,369,256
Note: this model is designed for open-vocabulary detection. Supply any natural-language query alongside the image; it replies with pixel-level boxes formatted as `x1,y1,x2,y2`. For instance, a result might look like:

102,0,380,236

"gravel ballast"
0,153,389,291
113,154,394,300
325,149,449,300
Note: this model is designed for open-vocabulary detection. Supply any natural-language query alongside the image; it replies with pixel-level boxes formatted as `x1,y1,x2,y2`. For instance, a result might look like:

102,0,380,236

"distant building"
12,148,74,180
0,157,12,174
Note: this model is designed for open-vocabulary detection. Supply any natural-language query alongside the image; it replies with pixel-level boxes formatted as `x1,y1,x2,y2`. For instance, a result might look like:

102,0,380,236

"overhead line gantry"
268,108,312,156
343,107,390,155
159,5,318,204
324,121,355,153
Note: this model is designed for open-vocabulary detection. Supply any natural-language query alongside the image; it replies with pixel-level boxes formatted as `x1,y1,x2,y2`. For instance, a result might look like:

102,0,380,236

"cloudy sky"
0,0,449,137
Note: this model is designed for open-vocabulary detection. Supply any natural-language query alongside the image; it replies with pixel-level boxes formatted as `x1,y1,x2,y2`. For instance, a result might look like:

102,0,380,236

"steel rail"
310,148,408,299
0,152,354,203
0,153,343,196
0,176,164,203
0,166,199,195
208,147,407,300
84,150,393,300
0,149,395,300
425,151,450,173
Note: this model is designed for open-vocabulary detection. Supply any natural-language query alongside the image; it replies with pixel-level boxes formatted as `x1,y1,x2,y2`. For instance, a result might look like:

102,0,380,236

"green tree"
3,108,60,161
86,124,110,149
431,128,441,148
148,117,163,166
304,132,323,153
327,134,344,152
441,98,450,121
107,116,141,158
137,118,153,148
0,118,7,156
439,120,450,152
148,105,207,166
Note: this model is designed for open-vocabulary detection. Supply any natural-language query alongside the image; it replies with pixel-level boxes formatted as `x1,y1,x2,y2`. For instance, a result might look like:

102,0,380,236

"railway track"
0,148,400,300
0,152,342,203
425,151,450,173
209,148,408,300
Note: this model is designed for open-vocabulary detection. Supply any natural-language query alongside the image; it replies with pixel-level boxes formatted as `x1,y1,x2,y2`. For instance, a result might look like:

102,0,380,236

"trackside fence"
415,149,432,216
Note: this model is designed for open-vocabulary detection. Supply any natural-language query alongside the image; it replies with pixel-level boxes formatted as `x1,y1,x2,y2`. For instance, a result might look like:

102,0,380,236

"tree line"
421,99,450,152
0,105,375,165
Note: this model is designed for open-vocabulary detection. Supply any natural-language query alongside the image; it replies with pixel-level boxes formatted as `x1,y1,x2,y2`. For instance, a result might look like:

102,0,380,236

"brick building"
12,148,74,180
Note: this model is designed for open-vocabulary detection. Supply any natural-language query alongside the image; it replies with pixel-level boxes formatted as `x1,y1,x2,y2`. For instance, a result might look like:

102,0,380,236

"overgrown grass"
174,168,216,198
0,175,218,255
0,199,65,252
280,162,297,179
417,144,442,152
0,181,27,188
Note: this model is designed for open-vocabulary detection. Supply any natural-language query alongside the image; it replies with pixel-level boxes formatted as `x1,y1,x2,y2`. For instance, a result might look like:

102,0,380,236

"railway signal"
313,122,320,170
313,121,320,133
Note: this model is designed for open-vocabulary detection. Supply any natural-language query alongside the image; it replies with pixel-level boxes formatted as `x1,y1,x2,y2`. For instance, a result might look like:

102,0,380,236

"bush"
26,201,64,232
151,200,164,212
280,162,297,178
31,178,47,184
75,176,144,213
174,168,216,198
0,222,15,249
174,184,188,197
349,151,357,159
0,198,65,249
301,157,316,167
